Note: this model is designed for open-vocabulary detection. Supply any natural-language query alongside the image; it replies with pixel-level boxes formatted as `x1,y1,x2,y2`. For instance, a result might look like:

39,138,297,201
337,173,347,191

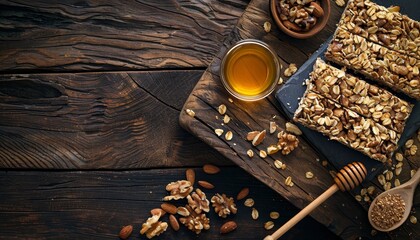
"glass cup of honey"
220,39,280,101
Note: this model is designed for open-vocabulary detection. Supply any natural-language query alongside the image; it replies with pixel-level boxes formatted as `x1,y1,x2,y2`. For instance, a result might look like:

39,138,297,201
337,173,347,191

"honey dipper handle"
264,184,339,240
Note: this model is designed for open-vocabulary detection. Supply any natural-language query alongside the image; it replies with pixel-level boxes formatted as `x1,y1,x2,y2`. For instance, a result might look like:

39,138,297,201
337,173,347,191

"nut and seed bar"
307,58,413,133
339,0,420,59
325,28,420,100
294,91,400,162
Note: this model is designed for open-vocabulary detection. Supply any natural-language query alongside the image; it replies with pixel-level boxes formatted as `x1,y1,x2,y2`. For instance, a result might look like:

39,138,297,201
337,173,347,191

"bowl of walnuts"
270,0,331,39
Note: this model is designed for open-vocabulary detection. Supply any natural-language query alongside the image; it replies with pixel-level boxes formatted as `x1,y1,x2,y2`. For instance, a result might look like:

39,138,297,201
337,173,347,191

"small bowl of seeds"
270,0,331,39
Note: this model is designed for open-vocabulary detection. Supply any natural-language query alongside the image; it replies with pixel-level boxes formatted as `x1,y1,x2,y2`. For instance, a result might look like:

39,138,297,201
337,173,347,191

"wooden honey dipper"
264,162,367,240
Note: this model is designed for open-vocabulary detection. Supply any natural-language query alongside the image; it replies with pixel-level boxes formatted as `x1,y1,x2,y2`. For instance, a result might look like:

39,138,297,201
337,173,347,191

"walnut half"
187,188,210,214
179,205,210,234
277,131,299,155
163,180,193,201
211,193,237,218
140,213,168,239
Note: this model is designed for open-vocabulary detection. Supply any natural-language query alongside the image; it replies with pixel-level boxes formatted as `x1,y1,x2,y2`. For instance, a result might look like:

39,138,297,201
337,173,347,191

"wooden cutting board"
179,0,419,239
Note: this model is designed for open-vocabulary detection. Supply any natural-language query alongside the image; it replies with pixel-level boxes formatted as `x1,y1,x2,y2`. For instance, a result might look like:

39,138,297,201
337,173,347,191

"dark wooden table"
0,1,416,240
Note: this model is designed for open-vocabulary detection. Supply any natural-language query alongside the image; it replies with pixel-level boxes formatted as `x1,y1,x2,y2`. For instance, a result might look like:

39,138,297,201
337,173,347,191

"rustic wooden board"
0,167,343,240
0,0,249,72
0,70,233,169
179,0,419,239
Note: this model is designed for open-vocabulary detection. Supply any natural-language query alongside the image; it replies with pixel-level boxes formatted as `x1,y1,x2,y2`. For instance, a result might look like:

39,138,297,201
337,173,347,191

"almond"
310,2,324,18
220,221,237,234
150,208,166,216
186,168,195,185
282,20,302,32
203,164,220,174
247,131,260,141
198,180,215,189
169,214,180,231
118,225,133,239
236,187,249,200
252,130,266,146
161,203,177,215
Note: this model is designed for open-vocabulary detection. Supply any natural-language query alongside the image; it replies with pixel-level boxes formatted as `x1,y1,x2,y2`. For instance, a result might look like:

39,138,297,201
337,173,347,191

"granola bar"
338,0,420,59
294,91,399,162
307,59,413,133
325,28,420,100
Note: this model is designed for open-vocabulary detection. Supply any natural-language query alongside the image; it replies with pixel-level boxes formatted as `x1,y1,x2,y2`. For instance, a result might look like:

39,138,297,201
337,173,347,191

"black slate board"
275,0,420,180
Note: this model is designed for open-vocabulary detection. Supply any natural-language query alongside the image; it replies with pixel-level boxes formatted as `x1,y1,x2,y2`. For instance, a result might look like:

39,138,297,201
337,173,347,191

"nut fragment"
286,122,302,135
218,104,227,115
211,193,237,218
236,187,250,200
186,168,195,185
264,21,271,33
225,131,233,141
270,211,280,219
177,206,190,217
187,188,210,214
305,171,314,179
264,221,274,230
198,180,215,190
119,225,133,240
252,130,266,146
140,213,168,239
163,180,193,201
244,198,255,207
179,205,210,234
169,214,180,231
215,129,224,136
247,131,260,141
269,121,277,134
277,131,299,155
311,2,324,17
150,208,166,217
267,145,280,155
203,164,220,174
220,221,237,234
247,149,254,158
284,63,298,77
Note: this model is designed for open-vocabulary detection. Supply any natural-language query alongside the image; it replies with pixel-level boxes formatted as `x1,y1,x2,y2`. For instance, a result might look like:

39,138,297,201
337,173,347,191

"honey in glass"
220,39,280,101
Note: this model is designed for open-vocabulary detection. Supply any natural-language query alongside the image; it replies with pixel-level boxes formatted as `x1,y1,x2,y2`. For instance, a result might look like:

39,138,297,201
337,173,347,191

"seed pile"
370,193,405,229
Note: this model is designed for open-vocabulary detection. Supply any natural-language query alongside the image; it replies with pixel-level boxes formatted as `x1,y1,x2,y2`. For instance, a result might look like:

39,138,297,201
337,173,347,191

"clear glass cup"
220,39,280,101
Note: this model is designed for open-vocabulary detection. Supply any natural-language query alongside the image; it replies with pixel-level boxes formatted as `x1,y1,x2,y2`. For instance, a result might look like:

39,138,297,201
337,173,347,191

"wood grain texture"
0,70,233,169
0,0,249,72
179,0,419,239
0,167,344,240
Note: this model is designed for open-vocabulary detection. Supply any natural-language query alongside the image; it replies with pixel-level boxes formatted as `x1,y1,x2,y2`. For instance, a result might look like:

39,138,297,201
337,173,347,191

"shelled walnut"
211,193,238,218
277,131,299,155
187,188,210,214
163,180,193,201
278,0,324,32
140,213,168,239
179,205,210,234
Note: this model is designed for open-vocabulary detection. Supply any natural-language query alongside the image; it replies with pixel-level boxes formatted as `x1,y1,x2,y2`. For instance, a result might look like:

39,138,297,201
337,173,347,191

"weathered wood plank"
0,0,249,72
0,70,231,169
179,0,419,239
0,167,344,240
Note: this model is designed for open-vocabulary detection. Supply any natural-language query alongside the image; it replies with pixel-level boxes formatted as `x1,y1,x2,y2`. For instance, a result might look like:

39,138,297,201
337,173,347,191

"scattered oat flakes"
251,208,259,220
270,211,279,219
335,0,346,7
305,171,314,179
278,77,284,85
355,195,362,201
410,215,417,224
225,131,233,141
274,160,283,169
395,152,403,161
228,98,233,103
405,139,414,148
223,115,231,124
263,21,271,33
218,104,227,115
411,169,417,177
244,198,254,207
321,160,328,167
186,109,195,117
247,149,254,158
285,176,293,187
259,150,267,158
394,179,400,187
215,129,223,136
264,221,274,230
